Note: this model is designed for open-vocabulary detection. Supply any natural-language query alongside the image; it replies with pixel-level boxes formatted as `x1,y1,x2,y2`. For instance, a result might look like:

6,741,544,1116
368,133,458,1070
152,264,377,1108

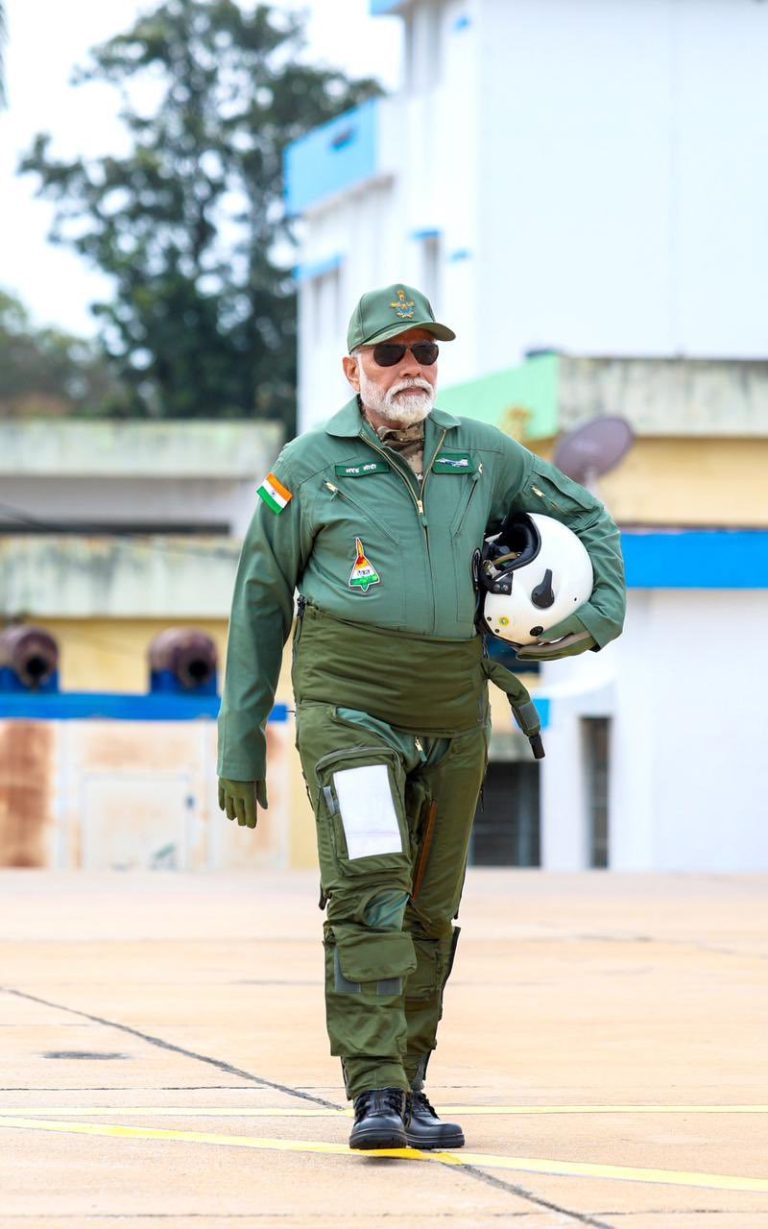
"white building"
285,0,768,872
288,0,768,430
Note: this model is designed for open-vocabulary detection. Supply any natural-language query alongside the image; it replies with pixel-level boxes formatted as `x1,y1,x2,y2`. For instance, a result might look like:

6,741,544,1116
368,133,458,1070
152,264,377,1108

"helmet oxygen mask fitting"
477,512,593,646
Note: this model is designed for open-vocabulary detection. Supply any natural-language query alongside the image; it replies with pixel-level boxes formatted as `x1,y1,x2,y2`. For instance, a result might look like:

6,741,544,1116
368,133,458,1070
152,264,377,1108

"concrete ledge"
0,420,282,477
1,536,242,618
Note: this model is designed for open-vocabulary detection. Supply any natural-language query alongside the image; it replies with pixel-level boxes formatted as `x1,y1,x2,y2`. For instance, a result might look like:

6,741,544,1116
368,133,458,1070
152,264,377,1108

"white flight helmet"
478,512,593,645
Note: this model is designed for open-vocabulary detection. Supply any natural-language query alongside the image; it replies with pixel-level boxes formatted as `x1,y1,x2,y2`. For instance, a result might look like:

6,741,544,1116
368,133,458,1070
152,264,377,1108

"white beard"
359,374,435,425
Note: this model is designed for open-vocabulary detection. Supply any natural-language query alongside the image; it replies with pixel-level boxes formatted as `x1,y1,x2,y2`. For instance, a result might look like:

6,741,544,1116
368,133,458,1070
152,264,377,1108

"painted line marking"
0,1115,767,1194
1,1104,768,1118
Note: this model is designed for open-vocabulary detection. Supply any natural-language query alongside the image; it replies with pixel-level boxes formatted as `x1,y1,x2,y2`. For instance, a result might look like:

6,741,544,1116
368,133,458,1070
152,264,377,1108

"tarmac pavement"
1,868,767,1228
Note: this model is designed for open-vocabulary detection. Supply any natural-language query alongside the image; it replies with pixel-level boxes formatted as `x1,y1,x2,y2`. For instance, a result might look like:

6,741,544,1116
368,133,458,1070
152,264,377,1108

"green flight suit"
218,396,626,1097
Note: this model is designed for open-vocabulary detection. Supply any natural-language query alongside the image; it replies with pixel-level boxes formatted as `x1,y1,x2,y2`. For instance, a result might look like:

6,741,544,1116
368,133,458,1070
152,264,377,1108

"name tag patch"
335,461,390,478
432,451,477,474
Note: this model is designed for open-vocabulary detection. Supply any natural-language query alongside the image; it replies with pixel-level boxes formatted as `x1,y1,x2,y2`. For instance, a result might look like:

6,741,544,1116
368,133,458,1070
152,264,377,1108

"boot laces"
354,1088,404,1121
411,1090,438,1119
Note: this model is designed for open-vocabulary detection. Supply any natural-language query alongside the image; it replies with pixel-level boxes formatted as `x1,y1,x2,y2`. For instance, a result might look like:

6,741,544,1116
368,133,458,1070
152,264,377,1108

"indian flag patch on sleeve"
257,472,293,514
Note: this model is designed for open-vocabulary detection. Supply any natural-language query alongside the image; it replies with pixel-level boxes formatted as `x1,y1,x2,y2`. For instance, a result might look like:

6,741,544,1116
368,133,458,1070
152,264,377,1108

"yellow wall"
42,618,230,694
534,436,768,526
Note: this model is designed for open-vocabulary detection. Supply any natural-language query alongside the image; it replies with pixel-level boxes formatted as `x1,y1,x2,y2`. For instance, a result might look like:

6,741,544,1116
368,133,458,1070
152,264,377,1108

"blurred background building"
0,420,295,871
3,0,767,873
285,0,768,871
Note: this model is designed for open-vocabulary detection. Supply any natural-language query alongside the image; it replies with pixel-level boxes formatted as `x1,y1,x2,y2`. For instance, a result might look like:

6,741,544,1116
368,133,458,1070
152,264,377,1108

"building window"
470,760,541,867
404,0,444,94
583,717,610,868
421,233,441,305
310,266,342,344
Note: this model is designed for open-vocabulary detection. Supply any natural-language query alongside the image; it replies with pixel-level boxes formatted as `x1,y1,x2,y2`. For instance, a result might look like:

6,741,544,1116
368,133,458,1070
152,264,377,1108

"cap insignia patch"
390,289,415,319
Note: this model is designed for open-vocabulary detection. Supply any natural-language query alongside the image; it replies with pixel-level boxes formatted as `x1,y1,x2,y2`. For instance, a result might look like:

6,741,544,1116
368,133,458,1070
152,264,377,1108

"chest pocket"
322,480,398,542
450,469,482,537
308,478,406,624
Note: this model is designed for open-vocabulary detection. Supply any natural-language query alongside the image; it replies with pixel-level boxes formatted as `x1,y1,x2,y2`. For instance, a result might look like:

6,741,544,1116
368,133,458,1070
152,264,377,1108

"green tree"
20,1,379,429
0,289,124,418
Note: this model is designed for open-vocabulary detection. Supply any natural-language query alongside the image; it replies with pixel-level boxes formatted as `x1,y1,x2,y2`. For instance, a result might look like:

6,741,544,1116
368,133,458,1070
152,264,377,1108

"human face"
342,327,439,428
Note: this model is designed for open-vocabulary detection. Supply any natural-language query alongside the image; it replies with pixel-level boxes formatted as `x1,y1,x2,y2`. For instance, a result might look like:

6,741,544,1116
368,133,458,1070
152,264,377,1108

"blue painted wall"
621,530,768,589
0,694,288,723
284,99,379,217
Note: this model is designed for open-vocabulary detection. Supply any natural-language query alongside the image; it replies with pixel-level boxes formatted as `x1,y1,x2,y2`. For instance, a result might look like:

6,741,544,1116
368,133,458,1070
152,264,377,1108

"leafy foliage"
0,289,123,418
20,1,380,427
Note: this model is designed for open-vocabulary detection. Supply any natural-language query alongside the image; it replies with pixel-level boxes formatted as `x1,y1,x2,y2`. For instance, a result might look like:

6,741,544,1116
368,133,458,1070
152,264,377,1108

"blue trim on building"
150,669,218,697
370,0,405,13
0,694,289,723
284,99,379,217
622,530,768,589
294,253,345,284
0,668,59,693
448,248,472,262
534,698,550,730
411,228,442,241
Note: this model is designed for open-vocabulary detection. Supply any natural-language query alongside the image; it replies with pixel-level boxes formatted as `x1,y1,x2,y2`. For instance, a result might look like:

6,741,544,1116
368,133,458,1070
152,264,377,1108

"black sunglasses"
371,340,439,368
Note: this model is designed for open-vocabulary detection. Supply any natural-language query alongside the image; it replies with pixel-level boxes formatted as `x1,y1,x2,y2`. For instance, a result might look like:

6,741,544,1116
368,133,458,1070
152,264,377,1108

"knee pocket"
405,937,440,1001
327,925,416,997
405,932,458,1001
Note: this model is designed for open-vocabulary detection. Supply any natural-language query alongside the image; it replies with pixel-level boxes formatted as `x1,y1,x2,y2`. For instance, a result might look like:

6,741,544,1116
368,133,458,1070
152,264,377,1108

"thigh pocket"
316,746,410,877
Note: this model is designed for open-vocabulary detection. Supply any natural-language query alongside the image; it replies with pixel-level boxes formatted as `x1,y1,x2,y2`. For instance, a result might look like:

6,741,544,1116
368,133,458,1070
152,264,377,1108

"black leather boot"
349,1088,407,1150
404,1091,465,1150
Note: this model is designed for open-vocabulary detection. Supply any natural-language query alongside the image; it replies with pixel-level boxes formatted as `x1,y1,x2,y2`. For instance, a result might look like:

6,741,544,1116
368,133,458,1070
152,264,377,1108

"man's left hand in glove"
515,612,597,662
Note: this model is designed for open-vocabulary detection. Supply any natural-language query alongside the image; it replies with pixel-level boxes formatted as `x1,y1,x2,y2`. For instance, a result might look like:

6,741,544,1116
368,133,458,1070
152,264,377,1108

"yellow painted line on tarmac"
0,1106,347,1118
1,1115,767,1194
0,1115,457,1166
1,1104,768,1118
439,1104,768,1117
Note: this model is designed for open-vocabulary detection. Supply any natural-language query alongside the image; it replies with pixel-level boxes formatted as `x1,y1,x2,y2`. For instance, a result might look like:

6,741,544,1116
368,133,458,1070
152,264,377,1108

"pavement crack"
0,985,341,1111
450,1163,617,1228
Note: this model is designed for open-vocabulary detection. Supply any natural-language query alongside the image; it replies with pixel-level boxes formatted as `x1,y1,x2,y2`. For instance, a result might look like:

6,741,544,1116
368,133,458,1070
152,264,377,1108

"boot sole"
405,1130,465,1151
349,1126,408,1151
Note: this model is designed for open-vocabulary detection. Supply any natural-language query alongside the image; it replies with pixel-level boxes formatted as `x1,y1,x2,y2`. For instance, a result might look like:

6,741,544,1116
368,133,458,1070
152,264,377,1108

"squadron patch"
257,472,293,514
348,537,380,593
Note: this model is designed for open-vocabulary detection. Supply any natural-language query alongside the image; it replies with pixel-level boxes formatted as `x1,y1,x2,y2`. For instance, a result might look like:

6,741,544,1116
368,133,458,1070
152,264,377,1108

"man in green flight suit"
218,283,626,1151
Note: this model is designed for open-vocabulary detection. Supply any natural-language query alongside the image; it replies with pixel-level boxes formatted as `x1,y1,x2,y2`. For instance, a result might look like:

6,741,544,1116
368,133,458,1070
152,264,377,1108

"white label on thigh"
333,764,403,860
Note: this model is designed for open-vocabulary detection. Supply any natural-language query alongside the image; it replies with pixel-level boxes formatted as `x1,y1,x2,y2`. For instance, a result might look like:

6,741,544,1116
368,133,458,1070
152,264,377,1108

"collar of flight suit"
324,395,461,440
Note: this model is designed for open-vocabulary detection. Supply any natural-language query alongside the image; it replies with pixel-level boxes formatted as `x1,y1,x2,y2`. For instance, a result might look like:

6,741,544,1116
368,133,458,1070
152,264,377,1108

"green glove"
218,778,268,828
516,612,597,662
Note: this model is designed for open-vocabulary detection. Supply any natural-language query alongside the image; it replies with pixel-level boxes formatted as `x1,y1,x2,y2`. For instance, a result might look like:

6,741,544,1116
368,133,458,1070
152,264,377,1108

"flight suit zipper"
360,428,448,633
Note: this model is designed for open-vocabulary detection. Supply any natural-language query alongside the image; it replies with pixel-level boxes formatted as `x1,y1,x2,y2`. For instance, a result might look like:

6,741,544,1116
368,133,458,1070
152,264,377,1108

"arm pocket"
525,467,597,522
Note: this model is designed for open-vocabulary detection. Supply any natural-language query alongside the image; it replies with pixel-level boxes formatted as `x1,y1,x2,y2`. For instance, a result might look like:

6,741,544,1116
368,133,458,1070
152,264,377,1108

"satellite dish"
553,416,634,489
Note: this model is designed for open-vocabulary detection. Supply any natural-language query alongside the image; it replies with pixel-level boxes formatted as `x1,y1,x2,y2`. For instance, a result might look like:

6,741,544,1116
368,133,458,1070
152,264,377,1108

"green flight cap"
347,283,456,352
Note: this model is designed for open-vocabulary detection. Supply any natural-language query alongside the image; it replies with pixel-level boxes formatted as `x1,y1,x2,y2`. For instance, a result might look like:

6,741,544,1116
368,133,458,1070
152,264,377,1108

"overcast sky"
0,0,402,337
